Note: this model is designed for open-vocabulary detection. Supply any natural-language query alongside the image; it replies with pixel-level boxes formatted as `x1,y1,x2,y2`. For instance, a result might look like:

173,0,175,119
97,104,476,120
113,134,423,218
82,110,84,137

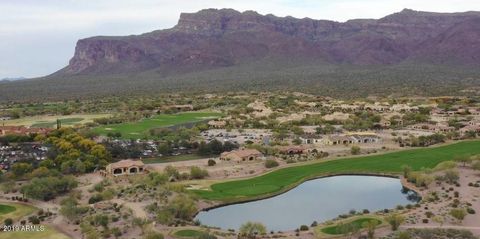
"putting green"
194,140,480,202
0,204,16,215
0,203,36,222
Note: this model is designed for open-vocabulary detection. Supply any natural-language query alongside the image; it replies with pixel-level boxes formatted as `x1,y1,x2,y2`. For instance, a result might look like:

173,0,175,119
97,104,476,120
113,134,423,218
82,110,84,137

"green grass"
31,118,84,128
92,112,223,139
142,154,216,164
0,204,68,239
0,226,70,239
0,202,36,222
194,140,480,202
3,113,111,127
0,204,16,214
173,229,204,238
320,218,381,235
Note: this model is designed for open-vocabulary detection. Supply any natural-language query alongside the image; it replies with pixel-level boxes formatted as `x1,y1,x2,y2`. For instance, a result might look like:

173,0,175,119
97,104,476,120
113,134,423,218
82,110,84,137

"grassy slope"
173,229,204,237
0,203,36,222
31,118,84,128
92,112,222,139
0,203,69,239
3,114,111,127
194,140,480,201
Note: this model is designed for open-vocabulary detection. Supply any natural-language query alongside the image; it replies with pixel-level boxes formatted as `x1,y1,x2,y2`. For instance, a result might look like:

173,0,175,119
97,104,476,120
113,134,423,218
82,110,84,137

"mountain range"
1,77,26,82
2,8,480,101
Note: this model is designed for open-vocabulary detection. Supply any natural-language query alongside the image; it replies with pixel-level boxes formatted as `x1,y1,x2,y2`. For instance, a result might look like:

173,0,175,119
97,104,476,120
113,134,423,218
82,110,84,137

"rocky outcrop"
58,8,480,76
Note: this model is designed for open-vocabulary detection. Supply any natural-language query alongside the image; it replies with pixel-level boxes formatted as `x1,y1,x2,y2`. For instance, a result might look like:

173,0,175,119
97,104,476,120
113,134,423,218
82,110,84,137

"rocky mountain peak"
59,8,480,76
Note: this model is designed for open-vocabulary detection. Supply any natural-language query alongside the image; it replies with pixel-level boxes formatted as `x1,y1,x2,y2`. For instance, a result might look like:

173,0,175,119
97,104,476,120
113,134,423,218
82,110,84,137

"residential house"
322,133,380,145
409,123,455,133
220,149,263,162
322,135,355,145
299,134,322,144
390,104,419,112
278,146,305,155
208,120,226,128
348,133,381,144
468,108,480,116
105,159,145,176
364,103,390,112
376,119,391,128
300,126,317,135
460,125,480,134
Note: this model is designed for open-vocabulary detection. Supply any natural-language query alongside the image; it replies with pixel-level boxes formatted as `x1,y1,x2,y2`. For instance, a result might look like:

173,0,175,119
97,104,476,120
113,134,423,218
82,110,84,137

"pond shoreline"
195,172,422,219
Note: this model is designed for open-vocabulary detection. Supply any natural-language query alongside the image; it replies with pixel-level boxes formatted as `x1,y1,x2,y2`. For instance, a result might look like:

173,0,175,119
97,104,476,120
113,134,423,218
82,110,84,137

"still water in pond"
195,175,419,231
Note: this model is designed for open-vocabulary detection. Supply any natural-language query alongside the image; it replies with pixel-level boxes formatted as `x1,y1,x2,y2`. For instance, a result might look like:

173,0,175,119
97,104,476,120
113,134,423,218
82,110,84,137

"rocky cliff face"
60,8,480,75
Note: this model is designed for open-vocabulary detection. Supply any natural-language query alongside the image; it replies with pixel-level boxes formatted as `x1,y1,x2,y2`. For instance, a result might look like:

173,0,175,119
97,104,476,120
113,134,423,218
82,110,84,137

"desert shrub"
385,213,404,231
207,159,216,166
239,221,267,238
28,216,40,224
467,208,476,214
449,208,467,222
20,176,77,201
144,231,164,239
351,146,361,155
403,228,477,239
190,166,209,179
4,218,13,226
265,159,279,168
88,194,103,204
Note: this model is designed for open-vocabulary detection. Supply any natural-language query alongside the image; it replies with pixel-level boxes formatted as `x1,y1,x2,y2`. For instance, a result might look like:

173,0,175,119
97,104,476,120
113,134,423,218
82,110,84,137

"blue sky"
1,0,479,79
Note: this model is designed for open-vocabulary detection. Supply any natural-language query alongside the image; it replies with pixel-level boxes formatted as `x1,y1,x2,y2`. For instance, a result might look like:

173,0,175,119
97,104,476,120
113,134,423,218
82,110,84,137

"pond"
195,175,419,231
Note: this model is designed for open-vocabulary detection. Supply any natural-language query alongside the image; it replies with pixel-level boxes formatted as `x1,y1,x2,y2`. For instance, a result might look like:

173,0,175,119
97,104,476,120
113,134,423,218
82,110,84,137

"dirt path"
111,198,148,218
76,173,104,191
402,225,480,235
51,215,77,239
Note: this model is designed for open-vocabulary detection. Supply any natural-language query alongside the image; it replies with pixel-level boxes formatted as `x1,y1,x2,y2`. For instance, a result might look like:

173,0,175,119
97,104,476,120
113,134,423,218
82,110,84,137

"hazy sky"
1,0,479,79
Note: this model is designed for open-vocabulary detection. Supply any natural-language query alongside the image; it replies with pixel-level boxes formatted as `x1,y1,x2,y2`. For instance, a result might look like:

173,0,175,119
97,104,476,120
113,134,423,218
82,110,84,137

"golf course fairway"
194,140,480,202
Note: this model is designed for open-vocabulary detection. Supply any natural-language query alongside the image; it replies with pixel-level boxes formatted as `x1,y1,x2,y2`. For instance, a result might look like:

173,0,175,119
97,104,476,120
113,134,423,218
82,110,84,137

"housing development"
1,92,480,239
1,2,480,239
